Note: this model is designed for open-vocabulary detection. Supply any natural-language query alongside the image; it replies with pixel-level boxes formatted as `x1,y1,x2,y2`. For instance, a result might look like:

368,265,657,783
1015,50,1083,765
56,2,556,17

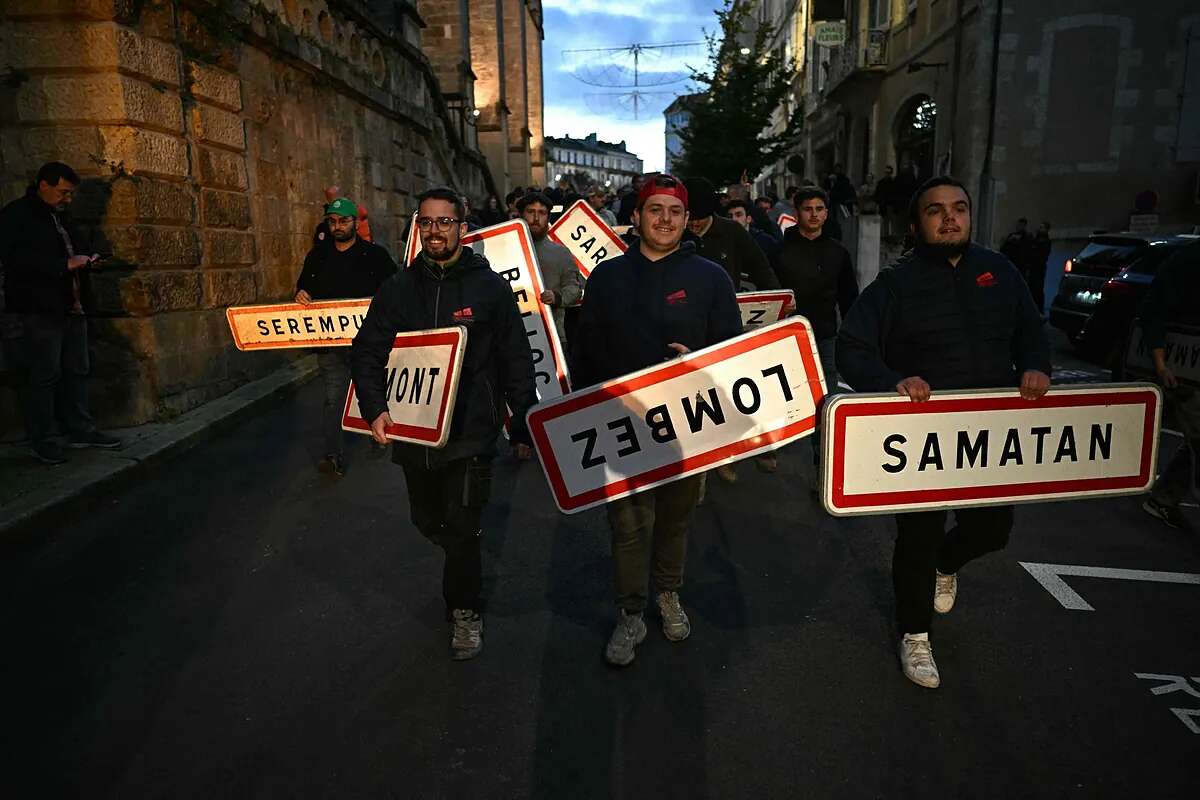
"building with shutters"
545,134,644,191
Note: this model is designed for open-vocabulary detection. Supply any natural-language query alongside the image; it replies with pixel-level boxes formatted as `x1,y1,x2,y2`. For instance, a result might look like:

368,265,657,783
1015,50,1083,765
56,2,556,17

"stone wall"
0,0,501,433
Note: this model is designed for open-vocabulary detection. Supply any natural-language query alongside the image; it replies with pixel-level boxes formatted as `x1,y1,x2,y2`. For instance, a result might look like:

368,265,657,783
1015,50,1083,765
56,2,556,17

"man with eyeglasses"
0,161,122,464
517,191,583,346
295,196,396,477
351,186,537,661
572,174,742,667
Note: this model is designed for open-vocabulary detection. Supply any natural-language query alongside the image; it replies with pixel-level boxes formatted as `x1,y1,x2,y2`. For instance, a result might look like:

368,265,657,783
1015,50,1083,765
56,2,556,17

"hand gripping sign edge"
819,383,1163,517
341,325,468,448
527,316,827,514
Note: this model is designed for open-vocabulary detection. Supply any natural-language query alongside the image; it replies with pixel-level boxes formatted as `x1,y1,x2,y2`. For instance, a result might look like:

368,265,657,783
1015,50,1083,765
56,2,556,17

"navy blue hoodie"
570,239,743,389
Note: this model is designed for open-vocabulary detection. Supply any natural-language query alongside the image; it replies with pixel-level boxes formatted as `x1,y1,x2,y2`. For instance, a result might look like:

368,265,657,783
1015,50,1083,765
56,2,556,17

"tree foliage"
674,0,803,185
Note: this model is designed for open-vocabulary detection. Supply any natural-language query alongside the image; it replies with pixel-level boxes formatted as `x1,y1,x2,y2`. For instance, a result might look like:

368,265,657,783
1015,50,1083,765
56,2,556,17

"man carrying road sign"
351,187,537,662
571,174,742,667
836,175,1051,689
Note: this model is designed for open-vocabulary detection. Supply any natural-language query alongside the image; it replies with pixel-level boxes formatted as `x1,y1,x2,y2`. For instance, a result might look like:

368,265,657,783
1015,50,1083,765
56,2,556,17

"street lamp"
739,47,751,55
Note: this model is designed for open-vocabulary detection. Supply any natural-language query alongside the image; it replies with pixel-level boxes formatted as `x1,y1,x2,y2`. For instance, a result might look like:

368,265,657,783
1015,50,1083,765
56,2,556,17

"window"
1044,26,1119,164
870,0,890,29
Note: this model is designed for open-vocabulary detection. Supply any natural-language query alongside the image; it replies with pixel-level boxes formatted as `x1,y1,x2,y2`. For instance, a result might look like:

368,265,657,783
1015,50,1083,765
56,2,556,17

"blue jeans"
22,313,94,444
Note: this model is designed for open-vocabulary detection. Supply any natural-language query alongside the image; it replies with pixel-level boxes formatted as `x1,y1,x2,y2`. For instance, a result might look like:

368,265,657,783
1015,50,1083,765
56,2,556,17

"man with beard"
836,176,1051,689
351,187,536,661
517,191,584,347
295,197,397,476
572,174,742,667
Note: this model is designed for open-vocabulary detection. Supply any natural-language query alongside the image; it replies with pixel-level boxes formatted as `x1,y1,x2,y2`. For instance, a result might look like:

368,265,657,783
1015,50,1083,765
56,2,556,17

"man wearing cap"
295,196,397,476
586,185,618,226
313,185,372,246
572,174,743,667
518,191,584,347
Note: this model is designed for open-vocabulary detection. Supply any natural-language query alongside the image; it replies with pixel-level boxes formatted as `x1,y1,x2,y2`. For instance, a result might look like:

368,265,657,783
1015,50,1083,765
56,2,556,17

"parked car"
1048,233,1199,366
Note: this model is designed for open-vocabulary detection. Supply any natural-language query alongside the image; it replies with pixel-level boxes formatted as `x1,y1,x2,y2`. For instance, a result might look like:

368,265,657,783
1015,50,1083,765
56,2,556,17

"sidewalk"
0,356,318,544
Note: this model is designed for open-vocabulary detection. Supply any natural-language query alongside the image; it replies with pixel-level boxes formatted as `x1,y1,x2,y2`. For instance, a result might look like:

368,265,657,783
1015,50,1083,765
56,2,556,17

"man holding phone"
0,162,121,464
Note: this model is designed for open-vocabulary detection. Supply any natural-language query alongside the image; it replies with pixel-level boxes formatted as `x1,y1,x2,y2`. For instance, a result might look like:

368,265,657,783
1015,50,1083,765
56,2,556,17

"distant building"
545,133,644,190
664,94,701,173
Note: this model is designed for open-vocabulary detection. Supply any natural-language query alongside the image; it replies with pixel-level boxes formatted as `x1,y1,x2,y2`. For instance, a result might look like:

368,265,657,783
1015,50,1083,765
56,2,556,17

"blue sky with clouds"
541,0,724,172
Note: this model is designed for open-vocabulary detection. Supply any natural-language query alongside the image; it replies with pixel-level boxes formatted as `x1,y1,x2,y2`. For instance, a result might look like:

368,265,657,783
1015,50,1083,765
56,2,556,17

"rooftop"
545,132,639,158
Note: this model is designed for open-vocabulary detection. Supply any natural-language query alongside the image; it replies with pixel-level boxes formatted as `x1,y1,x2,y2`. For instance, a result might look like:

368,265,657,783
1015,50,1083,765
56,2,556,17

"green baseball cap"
324,197,357,217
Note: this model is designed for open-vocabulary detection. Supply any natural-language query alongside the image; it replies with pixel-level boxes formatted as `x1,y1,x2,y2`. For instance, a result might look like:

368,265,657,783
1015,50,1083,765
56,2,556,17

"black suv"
1049,233,1200,365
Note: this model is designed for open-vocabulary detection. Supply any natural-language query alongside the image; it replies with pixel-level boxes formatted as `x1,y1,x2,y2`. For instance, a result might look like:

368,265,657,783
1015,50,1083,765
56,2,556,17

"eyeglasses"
416,216,461,231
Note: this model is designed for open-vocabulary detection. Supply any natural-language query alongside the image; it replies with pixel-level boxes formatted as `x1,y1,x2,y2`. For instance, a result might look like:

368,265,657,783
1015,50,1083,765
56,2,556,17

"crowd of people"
1,158,1190,692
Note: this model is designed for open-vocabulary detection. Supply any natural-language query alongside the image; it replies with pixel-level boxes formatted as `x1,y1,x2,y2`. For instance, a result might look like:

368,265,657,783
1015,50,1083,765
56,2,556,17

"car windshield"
1075,240,1144,267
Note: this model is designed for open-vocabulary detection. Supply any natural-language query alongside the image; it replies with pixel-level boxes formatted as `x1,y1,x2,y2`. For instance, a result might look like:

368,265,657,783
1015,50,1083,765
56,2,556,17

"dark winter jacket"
350,246,537,466
1138,240,1200,351
0,188,92,314
837,243,1051,393
295,237,397,300
570,240,743,390
775,228,859,340
693,214,781,292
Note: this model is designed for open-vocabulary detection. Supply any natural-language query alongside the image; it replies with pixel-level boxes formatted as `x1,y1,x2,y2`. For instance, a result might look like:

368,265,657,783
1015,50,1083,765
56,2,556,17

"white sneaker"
898,633,941,688
656,591,691,642
934,571,957,614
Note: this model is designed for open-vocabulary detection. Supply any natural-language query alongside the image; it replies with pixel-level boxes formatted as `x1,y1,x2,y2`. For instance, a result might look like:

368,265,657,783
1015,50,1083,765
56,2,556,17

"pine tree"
674,0,803,186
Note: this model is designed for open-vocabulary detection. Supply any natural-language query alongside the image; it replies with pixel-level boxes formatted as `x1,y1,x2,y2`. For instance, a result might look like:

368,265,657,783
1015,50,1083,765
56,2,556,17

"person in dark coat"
683,177,780,293
295,196,397,476
571,174,742,667
837,176,1051,690
351,186,536,661
1028,220,1052,314
0,161,121,464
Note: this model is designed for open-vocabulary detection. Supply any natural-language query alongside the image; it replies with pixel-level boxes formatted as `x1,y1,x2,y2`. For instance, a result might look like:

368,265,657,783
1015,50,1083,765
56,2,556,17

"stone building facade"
0,0,545,434
545,134,643,192
742,0,1200,247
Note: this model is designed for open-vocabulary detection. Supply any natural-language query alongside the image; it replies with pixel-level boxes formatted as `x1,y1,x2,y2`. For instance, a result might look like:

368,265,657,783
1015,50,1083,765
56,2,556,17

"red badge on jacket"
976,271,997,287
666,289,688,305
452,306,474,320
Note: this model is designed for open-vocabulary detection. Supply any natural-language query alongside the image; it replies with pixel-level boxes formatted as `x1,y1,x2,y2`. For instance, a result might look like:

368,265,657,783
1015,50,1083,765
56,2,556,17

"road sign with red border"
778,213,798,233
528,317,825,514
341,326,467,448
546,199,627,279
738,290,795,329
821,384,1162,516
226,299,371,350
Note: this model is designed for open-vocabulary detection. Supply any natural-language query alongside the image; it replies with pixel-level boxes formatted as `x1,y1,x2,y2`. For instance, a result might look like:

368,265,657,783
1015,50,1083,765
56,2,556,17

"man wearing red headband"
571,174,743,667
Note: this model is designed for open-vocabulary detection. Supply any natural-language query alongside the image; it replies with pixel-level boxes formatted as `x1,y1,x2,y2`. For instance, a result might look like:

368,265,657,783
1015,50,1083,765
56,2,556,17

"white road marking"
1019,562,1200,611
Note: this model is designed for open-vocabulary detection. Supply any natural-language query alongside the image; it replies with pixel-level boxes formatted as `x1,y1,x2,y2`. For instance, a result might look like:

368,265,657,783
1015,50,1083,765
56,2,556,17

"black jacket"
837,243,1051,392
0,188,91,314
571,240,743,390
351,246,536,466
694,214,781,291
775,228,859,340
1138,241,1200,350
295,238,397,300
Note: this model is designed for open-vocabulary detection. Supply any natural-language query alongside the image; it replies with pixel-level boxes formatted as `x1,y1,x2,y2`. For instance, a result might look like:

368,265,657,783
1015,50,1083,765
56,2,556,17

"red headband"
636,174,689,210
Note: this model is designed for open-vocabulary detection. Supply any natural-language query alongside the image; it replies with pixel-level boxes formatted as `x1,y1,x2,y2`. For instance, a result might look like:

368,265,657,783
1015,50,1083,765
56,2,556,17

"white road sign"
547,199,627,279
738,290,795,329
821,384,1163,516
226,299,372,350
778,213,798,233
341,326,467,448
527,317,826,514
1124,323,1200,386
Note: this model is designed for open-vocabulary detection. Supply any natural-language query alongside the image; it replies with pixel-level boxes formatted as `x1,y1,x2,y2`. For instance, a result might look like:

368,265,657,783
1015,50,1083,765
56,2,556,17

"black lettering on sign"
683,388,726,433
571,224,586,241
645,404,677,443
607,416,642,457
319,316,336,333
304,317,316,334
592,247,608,265
256,320,270,336
1030,426,1052,463
1089,422,1112,460
919,433,943,471
536,371,551,385
731,377,762,414
571,428,605,469
499,268,520,283
384,368,396,398
882,433,907,473
1054,426,1077,463
999,428,1023,466
956,430,988,469
338,315,350,330
580,236,596,253
514,288,529,304
272,320,285,335
761,364,794,401
409,367,426,404
287,318,301,334
353,314,365,329
425,367,441,405
531,348,545,365
393,367,410,403
745,308,767,327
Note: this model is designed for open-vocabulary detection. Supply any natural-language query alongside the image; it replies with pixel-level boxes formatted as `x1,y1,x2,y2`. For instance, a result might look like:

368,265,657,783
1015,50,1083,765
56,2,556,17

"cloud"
542,0,689,23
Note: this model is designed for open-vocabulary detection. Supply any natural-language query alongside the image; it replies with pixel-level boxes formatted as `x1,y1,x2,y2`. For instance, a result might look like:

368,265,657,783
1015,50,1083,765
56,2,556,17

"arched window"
894,94,937,181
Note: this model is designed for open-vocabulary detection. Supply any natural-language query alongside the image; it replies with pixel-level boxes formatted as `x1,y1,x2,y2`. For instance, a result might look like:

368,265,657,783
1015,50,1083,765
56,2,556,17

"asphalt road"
3,372,1198,798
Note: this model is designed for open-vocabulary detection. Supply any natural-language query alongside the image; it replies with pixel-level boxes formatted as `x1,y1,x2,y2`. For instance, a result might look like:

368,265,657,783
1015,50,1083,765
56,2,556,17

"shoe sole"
451,645,482,661
903,670,941,689
662,623,690,642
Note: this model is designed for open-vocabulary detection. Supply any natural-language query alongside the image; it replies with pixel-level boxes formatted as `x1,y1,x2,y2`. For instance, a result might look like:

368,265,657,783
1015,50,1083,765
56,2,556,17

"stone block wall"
0,0,502,432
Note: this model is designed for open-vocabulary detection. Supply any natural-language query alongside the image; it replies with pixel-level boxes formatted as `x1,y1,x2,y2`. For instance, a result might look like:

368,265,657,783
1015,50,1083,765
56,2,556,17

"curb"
0,356,319,548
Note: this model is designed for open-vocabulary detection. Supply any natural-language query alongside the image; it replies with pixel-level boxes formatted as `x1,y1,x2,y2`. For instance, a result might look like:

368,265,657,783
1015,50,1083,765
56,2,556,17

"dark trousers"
402,457,492,613
1152,386,1200,506
607,475,703,614
316,349,351,457
893,505,1013,634
22,313,94,444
